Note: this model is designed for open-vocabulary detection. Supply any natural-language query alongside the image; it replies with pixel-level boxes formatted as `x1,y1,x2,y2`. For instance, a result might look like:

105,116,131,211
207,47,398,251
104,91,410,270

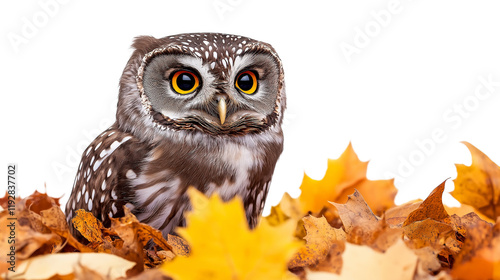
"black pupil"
238,73,254,91
177,73,195,91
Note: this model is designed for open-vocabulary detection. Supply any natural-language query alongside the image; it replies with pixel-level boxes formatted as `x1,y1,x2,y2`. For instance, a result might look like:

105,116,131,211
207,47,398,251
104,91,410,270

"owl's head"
117,33,285,142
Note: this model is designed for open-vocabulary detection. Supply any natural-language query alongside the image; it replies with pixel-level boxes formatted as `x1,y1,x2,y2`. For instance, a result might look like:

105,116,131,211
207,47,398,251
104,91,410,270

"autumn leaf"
403,180,450,226
1,253,135,280
298,143,397,217
450,214,500,279
331,190,379,242
25,190,61,214
267,192,303,226
110,207,172,251
452,142,500,220
404,219,455,250
450,235,500,280
384,200,422,227
161,188,301,280
400,181,465,270
288,216,345,269
72,209,105,243
308,240,418,280
40,205,94,253
445,204,495,224
331,190,402,252
265,192,307,238
167,234,190,257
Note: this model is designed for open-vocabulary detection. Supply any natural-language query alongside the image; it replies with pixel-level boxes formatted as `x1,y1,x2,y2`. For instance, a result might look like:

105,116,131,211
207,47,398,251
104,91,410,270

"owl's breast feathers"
66,123,282,236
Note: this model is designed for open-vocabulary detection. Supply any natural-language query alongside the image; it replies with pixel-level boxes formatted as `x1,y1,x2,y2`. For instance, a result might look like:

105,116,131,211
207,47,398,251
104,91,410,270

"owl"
65,33,286,238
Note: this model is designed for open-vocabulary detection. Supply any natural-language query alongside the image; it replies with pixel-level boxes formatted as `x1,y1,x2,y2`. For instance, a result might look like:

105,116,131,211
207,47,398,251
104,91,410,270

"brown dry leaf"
288,216,345,269
401,182,464,269
450,235,500,280
2,195,64,260
1,252,135,280
40,206,93,253
369,218,404,253
452,142,500,220
167,234,190,257
145,249,176,268
331,190,380,245
111,207,171,251
329,190,402,252
72,209,104,243
110,207,173,275
298,143,397,217
25,190,61,214
308,241,346,275
16,225,63,259
445,204,495,224
450,212,497,279
404,180,450,227
403,219,454,250
385,200,422,227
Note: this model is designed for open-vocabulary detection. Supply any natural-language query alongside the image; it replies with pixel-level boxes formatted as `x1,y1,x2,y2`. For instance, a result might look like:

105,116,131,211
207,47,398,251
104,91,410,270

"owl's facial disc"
141,44,281,136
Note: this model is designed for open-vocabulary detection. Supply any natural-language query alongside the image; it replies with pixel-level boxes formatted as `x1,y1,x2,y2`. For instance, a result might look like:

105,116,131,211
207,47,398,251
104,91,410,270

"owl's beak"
218,97,227,125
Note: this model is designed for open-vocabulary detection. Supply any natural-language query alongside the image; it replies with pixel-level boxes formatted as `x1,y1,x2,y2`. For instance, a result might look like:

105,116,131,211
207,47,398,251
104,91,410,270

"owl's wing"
65,124,150,233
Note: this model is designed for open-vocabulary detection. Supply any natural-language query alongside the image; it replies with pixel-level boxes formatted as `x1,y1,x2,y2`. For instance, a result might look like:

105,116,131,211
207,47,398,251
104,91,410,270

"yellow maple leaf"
299,143,397,215
161,188,301,280
452,142,500,220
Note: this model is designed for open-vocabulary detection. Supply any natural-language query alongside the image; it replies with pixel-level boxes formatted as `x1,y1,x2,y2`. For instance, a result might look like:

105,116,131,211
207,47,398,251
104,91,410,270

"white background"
2,0,500,214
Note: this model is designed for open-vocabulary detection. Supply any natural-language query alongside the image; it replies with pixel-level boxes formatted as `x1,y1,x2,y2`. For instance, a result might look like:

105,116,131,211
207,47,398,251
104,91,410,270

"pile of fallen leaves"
1,141,499,280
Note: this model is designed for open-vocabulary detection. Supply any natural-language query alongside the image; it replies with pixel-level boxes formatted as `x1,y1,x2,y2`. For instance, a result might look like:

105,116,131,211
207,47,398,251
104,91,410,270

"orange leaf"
40,206,94,253
451,236,500,280
403,180,450,227
299,143,397,216
25,190,60,214
72,209,104,243
452,142,500,220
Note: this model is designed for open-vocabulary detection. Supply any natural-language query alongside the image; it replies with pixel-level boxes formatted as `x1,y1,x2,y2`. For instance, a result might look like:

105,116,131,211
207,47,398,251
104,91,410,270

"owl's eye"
171,70,200,94
235,70,258,95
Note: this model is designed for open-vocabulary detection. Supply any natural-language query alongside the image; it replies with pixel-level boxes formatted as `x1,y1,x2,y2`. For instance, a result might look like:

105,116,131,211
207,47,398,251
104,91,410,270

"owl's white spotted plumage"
65,33,286,238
